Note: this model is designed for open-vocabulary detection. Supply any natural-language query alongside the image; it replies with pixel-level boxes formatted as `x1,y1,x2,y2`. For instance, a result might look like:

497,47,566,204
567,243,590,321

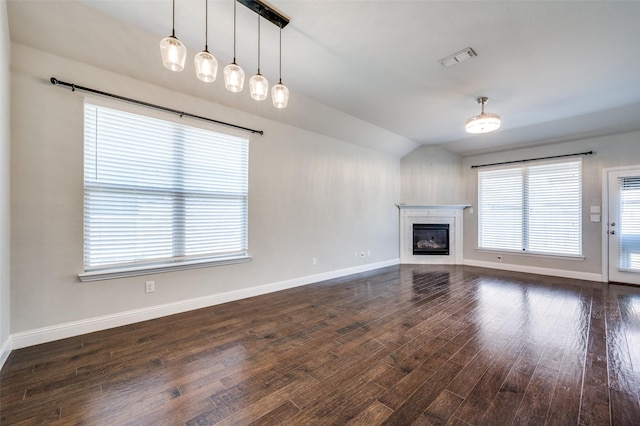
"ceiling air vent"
439,47,477,68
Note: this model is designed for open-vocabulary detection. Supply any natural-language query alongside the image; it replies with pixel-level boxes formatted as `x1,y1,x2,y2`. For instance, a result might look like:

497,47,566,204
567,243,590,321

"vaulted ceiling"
8,1,640,156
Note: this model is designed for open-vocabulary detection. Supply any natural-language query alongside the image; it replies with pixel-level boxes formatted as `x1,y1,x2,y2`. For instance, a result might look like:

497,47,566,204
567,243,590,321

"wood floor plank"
211,370,315,426
2,265,640,425
413,389,464,425
289,342,390,410
446,350,493,399
281,367,387,425
578,288,612,426
477,341,543,426
246,400,301,426
346,400,393,425
381,358,465,425
605,290,640,425
378,338,460,411
452,337,526,424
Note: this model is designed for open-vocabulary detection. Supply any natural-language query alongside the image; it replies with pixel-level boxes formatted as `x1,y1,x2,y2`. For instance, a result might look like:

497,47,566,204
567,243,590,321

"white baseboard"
0,336,11,371
10,259,400,350
463,259,604,282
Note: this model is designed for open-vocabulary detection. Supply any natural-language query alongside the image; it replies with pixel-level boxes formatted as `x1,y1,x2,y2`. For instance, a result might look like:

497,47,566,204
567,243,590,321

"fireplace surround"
398,205,469,264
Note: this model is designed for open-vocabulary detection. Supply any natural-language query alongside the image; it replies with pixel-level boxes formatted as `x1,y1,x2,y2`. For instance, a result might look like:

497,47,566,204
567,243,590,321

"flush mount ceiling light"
465,97,501,134
160,0,187,72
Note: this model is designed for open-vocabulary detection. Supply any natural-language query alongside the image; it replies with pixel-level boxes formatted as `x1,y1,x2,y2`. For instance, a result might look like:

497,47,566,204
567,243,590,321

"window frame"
79,98,251,282
477,158,583,259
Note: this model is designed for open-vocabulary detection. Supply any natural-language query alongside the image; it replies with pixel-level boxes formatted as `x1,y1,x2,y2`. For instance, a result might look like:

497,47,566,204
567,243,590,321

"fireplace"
413,224,449,255
397,204,469,265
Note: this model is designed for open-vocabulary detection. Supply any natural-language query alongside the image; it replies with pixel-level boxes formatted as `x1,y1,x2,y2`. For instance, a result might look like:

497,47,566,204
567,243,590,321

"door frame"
601,165,640,283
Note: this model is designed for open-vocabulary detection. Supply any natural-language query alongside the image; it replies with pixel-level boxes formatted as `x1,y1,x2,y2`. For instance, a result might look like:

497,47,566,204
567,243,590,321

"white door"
607,168,640,285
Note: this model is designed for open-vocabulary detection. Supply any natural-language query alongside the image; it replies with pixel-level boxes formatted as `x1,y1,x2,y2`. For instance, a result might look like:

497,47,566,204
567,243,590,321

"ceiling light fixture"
224,0,245,92
160,0,289,108
194,0,218,82
271,27,289,109
465,97,501,134
160,0,187,72
249,16,269,101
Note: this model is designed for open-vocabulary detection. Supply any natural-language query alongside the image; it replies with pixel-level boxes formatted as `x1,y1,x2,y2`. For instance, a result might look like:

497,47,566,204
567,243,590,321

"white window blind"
619,177,640,271
83,102,249,275
478,167,523,251
478,159,582,256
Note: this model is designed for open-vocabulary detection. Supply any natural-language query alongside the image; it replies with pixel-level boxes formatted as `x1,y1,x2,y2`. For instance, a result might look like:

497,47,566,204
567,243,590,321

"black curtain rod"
471,151,594,169
50,77,264,135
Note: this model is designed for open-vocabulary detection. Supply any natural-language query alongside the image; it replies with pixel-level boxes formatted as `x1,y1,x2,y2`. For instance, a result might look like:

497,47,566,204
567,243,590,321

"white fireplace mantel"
397,204,470,265
397,204,471,210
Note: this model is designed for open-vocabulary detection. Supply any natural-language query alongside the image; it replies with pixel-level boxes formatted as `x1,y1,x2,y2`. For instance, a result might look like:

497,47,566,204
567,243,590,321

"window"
619,177,640,271
81,102,249,280
478,159,582,257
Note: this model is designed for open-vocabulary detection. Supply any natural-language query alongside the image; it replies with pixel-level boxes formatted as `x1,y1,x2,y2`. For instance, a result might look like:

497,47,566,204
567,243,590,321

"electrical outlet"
367,250,371,257
312,257,317,266
145,280,155,293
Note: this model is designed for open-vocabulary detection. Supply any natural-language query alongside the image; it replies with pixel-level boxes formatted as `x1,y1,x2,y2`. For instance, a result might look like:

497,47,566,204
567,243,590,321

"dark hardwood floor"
1,265,640,425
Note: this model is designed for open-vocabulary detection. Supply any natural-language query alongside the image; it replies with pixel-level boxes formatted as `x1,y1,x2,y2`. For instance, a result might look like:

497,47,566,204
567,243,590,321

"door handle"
610,230,616,235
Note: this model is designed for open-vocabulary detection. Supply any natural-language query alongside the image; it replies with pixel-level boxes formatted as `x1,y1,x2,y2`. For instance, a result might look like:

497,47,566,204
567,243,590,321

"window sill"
476,248,585,261
79,255,252,282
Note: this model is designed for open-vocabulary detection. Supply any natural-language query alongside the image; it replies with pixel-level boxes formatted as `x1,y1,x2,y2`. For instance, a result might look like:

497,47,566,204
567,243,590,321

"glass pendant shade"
465,112,501,133
194,50,218,82
249,16,268,101
250,74,269,101
224,0,245,93
195,0,216,82
224,63,245,92
272,27,289,109
271,82,289,109
160,36,187,72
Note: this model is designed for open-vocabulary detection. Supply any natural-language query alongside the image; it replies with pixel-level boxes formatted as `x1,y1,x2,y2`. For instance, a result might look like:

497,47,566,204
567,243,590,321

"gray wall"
1,0,11,364
400,145,464,204
9,43,401,336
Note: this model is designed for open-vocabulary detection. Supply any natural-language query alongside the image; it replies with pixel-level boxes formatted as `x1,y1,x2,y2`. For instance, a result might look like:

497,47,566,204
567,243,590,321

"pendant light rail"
237,0,289,28
471,151,593,169
50,77,264,135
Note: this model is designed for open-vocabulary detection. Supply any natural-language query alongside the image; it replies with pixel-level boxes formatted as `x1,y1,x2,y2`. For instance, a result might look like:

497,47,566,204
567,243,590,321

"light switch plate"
590,206,601,213
590,214,601,223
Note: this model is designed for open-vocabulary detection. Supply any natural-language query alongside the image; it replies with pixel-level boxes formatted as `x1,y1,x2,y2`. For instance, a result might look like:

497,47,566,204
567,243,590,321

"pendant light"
194,0,218,82
160,0,187,72
271,27,289,108
465,97,501,134
249,16,269,101
224,0,245,92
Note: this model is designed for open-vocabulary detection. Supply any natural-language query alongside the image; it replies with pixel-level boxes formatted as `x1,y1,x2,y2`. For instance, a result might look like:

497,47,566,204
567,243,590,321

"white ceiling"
7,1,640,156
